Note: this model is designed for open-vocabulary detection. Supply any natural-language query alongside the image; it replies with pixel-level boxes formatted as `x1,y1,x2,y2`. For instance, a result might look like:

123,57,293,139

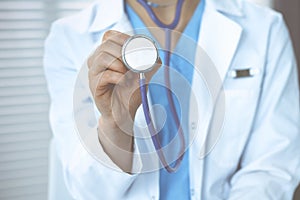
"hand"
88,30,160,132
87,30,161,172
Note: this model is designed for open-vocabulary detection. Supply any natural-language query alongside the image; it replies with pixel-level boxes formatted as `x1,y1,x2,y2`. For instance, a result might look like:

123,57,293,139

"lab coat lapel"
90,13,134,52
189,3,243,198
88,0,125,33
110,14,134,36
88,0,134,46
198,7,243,85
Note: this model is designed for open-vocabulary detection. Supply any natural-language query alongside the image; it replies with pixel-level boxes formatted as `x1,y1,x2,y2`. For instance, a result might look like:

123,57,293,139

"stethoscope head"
122,34,159,73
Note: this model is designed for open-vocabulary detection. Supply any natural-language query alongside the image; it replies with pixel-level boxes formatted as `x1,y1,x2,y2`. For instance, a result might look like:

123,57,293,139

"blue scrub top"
126,1,205,199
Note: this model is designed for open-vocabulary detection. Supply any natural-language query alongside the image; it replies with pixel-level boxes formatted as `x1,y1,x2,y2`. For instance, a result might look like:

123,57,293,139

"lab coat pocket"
223,89,258,137
209,88,259,167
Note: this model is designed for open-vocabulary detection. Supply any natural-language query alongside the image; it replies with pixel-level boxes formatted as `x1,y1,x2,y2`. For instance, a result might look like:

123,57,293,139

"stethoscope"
122,0,185,173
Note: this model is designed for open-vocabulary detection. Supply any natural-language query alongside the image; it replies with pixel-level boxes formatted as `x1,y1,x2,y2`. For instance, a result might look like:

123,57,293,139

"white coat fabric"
43,0,300,199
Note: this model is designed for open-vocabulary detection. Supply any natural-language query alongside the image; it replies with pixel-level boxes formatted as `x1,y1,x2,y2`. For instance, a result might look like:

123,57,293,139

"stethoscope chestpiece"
122,34,159,74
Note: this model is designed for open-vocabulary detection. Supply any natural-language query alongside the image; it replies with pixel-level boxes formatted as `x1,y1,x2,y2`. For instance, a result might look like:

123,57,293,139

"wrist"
100,113,135,137
99,116,119,131
98,116,133,152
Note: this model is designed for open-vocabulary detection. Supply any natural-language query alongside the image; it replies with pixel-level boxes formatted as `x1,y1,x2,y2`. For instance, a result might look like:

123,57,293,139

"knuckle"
101,53,114,67
96,52,108,65
103,40,116,50
102,30,117,41
105,40,121,53
96,74,105,87
102,71,110,80
88,67,98,77
87,56,93,69
102,31,112,42
98,53,117,70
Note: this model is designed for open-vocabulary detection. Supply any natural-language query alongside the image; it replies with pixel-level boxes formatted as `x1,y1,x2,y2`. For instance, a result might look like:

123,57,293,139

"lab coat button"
191,188,195,196
191,122,196,130
151,195,156,200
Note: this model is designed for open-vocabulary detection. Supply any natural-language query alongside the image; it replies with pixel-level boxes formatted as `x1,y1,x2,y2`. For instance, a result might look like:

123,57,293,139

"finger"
99,40,123,59
90,52,127,75
91,30,130,60
102,30,130,46
89,31,130,70
97,70,126,88
88,40,123,70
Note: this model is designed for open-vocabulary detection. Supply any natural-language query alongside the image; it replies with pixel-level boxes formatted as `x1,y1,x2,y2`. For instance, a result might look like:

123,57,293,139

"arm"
228,14,300,199
44,21,139,199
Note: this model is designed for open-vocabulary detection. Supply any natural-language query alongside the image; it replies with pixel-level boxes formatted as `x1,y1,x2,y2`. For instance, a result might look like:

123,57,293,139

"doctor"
44,0,300,199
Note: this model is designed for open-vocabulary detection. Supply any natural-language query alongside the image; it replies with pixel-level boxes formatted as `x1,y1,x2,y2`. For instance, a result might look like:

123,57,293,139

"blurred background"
0,0,299,199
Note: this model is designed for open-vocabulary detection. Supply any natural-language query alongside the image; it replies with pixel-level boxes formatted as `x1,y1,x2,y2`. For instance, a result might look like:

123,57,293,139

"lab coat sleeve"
43,21,141,199
228,14,300,199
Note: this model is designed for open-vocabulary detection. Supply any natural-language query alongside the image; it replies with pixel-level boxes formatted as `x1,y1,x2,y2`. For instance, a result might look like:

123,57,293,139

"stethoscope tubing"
137,0,186,173
139,73,184,173
137,0,184,29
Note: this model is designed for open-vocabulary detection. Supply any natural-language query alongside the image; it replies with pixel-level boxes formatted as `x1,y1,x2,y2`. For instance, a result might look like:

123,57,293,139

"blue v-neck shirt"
125,1,205,199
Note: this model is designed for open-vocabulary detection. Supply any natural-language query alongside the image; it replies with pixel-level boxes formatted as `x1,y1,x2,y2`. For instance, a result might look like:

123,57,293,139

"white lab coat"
43,0,300,199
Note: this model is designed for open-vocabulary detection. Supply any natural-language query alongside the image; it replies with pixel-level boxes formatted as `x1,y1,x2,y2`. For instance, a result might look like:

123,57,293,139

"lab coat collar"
88,0,243,33
88,0,125,33
208,0,244,17
199,6,243,84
